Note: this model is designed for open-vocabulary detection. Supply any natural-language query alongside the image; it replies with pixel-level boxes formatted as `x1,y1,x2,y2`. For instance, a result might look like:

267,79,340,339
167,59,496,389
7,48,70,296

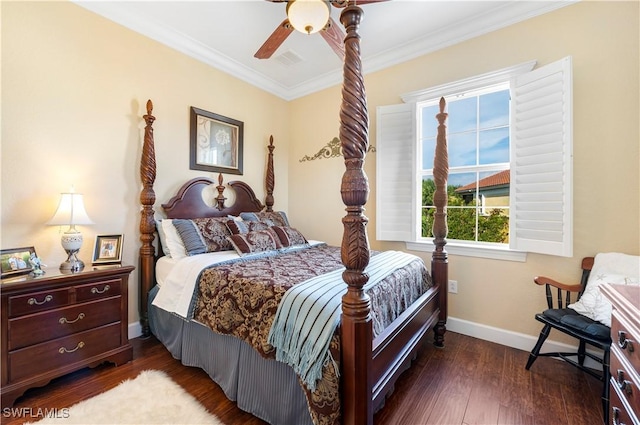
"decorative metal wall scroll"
299,137,376,162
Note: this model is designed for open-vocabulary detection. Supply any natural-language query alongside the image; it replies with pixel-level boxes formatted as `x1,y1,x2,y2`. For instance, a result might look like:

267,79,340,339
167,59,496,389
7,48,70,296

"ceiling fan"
254,0,384,60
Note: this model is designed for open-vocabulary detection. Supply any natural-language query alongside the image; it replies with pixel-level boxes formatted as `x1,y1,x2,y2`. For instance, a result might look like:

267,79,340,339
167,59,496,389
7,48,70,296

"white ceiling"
74,0,575,100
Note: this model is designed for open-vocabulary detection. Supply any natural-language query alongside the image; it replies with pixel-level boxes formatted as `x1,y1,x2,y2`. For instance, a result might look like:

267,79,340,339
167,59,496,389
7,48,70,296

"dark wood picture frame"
190,107,243,175
0,246,37,278
92,234,124,265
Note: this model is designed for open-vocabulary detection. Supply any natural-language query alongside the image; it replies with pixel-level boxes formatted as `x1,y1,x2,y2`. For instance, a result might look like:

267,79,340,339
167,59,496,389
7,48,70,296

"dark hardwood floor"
2,331,603,425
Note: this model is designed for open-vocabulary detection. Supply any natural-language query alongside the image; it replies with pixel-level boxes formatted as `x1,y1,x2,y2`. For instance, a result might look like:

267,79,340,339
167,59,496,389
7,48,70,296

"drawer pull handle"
618,330,635,352
616,369,634,396
59,313,85,324
58,341,85,354
91,285,110,294
612,406,626,425
28,295,53,306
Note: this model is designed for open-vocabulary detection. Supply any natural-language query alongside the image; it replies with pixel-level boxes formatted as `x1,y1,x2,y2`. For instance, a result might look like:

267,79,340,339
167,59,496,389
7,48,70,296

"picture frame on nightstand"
92,235,123,265
0,246,37,278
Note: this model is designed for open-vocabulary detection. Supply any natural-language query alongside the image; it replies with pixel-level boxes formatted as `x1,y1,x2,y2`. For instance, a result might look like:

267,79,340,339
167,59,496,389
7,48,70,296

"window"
376,57,573,260
419,85,511,244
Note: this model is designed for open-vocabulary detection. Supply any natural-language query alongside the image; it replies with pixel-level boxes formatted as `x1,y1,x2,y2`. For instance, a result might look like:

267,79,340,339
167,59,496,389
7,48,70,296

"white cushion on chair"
569,252,640,327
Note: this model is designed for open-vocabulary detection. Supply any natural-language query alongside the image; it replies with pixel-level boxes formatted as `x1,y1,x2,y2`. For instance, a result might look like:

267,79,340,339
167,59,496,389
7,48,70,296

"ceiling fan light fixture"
286,0,330,35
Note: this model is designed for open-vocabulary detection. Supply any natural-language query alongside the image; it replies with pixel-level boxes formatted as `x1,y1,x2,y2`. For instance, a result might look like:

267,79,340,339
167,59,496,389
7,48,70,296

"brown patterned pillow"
228,229,282,255
272,226,308,248
226,219,269,235
239,211,289,227
191,217,233,252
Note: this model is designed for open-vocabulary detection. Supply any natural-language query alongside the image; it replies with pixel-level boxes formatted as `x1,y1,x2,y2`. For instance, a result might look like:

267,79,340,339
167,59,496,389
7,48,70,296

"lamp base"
60,250,85,272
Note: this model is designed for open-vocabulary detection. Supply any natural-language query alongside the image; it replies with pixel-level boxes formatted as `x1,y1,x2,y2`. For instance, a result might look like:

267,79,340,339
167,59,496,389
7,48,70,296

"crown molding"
73,1,294,99
73,1,577,101
362,1,577,77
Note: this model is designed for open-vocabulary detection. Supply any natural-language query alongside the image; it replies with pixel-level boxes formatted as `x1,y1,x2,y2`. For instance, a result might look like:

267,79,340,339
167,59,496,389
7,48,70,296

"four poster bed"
137,3,449,425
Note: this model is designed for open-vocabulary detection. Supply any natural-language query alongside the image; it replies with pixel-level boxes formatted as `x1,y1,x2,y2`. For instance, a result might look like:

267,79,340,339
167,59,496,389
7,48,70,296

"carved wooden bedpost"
432,97,449,347
339,3,372,425
265,135,275,212
139,99,157,337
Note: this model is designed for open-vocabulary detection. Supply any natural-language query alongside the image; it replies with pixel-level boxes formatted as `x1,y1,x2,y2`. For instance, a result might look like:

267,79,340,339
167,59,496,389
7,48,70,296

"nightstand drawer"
612,345,640,418
8,288,69,317
610,380,640,425
75,278,122,302
8,323,122,382
8,297,121,350
612,310,640,374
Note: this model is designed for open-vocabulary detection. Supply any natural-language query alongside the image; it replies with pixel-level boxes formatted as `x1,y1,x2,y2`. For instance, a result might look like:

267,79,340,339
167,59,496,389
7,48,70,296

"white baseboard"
128,322,143,340
447,316,603,370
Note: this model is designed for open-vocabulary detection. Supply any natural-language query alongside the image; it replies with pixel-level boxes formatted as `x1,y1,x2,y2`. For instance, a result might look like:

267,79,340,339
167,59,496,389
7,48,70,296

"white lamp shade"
47,193,94,227
287,0,330,35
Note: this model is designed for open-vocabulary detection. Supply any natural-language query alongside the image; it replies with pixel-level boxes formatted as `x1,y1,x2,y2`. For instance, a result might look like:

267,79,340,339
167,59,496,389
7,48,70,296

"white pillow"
158,219,187,259
569,252,640,327
156,220,170,255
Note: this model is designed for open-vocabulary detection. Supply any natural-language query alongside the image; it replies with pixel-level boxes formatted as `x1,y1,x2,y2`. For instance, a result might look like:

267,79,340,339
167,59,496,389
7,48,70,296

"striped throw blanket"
267,250,420,391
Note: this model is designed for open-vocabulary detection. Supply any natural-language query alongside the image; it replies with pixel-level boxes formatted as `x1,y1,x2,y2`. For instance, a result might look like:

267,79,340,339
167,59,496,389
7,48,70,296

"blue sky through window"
421,88,510,187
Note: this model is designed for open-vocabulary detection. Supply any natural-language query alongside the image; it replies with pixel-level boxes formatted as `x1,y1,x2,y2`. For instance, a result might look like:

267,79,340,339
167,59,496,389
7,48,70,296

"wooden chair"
525,257,611,424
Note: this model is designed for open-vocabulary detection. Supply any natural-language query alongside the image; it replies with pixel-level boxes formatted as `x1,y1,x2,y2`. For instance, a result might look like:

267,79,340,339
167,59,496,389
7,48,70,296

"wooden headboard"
162,176,264,219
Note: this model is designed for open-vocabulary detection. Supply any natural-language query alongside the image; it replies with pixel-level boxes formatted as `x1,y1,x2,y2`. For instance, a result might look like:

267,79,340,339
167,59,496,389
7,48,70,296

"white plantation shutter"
510,56,573,257
376,103,416,241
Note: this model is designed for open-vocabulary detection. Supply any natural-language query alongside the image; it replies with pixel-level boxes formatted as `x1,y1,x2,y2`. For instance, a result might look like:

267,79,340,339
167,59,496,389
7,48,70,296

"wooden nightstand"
1,265,134,407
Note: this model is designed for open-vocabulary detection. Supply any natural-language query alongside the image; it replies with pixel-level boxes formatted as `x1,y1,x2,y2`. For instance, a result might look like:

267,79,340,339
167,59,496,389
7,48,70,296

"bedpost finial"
266,137,275,212
215,173,227,211
437,97,448,125
146,99,153,115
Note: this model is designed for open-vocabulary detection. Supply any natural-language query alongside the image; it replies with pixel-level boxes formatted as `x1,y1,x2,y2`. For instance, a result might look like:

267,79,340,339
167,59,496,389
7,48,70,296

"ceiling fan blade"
320,17,345,60
254,19,294,59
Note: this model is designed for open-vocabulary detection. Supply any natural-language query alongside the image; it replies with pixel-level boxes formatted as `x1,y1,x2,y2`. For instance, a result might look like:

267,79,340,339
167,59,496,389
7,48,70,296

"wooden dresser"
601,284,640,425
1,265,134,407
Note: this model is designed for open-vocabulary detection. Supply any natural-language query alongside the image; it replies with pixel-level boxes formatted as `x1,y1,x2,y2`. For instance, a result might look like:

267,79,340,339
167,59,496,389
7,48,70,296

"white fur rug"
28,370,223,424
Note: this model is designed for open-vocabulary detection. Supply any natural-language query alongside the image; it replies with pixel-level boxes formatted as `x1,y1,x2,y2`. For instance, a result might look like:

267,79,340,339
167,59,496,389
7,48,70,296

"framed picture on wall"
92,235,123,265
190,107,244,175
0,246,37,278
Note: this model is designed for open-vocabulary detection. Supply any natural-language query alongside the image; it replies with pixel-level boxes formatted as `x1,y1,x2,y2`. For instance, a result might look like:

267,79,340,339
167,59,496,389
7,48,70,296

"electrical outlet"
448,280,458,294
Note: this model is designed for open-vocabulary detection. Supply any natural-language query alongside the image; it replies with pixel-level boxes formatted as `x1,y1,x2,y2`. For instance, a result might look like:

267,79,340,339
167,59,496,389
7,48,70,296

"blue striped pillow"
172,219,207,256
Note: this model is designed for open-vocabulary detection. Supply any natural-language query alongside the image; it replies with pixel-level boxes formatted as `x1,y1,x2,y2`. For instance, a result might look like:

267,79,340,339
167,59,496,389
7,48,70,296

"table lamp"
47,188,93,271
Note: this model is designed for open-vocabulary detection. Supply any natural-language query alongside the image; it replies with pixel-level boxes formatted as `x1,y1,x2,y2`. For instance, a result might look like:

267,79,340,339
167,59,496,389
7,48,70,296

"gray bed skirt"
148,285,314,425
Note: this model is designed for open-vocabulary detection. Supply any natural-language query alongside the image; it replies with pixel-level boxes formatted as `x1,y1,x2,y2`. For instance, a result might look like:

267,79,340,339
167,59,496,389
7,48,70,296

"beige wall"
1,1,290,326
288,1,639,341
2,1,639,345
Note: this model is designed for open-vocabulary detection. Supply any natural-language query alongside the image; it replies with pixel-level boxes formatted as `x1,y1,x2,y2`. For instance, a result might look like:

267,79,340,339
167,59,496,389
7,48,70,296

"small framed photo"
1,246,37,278
190,106,243,175
92,235,123,265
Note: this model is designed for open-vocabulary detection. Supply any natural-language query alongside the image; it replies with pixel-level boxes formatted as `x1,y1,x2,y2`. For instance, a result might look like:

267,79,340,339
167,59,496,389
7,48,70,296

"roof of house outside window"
455,170,510,194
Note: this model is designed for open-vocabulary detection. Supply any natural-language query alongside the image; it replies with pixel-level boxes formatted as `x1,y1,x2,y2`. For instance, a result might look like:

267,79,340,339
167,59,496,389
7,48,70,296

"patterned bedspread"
194,244,432,425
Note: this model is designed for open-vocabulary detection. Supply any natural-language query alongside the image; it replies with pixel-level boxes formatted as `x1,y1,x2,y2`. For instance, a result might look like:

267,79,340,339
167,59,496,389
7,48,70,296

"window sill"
405,241,527,262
